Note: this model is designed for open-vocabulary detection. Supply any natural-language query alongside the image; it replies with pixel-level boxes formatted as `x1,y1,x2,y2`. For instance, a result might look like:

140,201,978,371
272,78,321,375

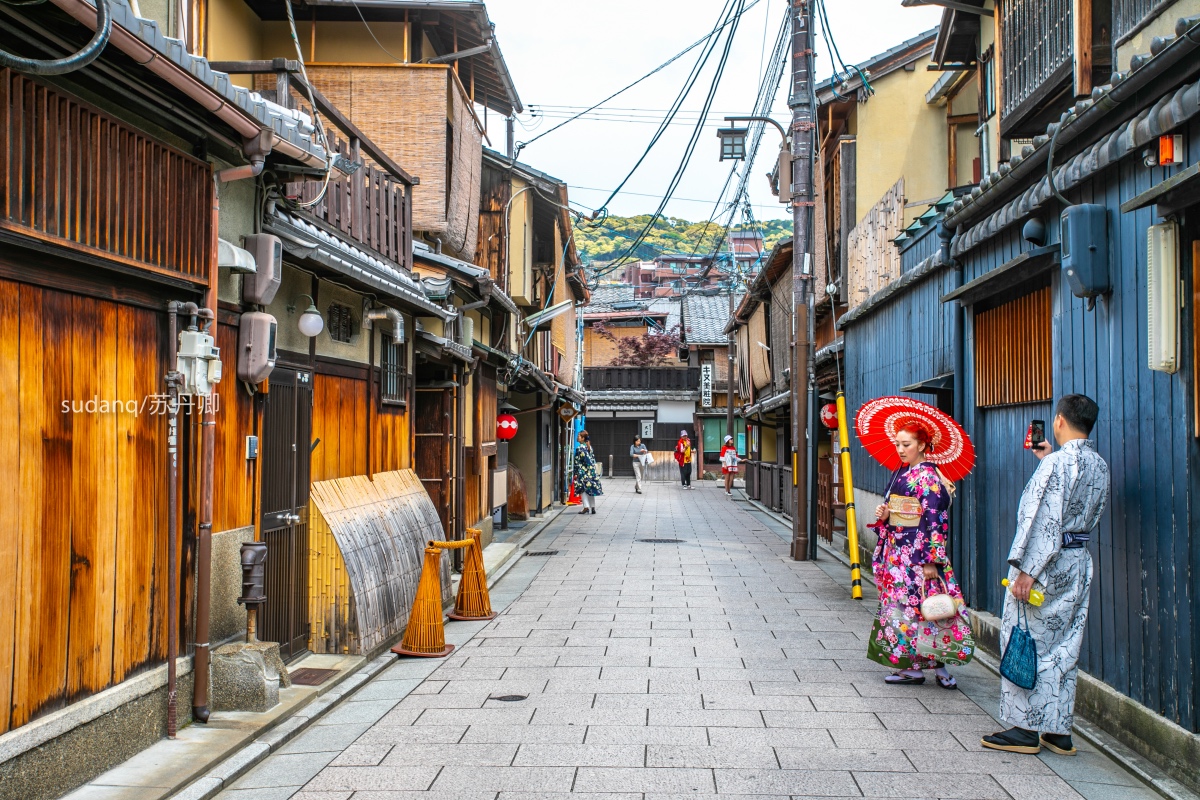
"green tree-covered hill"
573,215,792,263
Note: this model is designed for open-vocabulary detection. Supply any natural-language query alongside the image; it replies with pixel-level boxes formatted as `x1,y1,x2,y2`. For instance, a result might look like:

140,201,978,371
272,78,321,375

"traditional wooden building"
841,2,1200,789
0,0,338,792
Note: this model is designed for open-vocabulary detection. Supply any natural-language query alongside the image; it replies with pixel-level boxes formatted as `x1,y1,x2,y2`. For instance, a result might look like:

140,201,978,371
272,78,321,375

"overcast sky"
478,0,941,224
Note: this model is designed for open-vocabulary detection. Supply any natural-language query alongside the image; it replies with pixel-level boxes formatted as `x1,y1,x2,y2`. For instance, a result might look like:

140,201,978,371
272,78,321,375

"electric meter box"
176,329,221,397
237,311,277,384
1061,204,1110,300
242,234,283,305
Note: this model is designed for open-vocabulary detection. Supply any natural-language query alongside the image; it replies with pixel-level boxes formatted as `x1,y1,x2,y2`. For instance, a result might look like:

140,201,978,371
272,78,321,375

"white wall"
657,400,697,423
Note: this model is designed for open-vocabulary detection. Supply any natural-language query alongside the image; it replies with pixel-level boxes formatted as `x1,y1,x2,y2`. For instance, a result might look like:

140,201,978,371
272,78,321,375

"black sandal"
884,672,926,685
936,674,957,690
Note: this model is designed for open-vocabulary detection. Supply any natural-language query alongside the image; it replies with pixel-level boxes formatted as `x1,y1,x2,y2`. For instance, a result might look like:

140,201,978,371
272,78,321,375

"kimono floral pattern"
867,462,972,670
573,444,604,497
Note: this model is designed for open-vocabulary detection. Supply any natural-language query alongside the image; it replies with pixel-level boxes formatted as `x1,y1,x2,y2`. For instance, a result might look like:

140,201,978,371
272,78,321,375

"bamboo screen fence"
973,286,1053,407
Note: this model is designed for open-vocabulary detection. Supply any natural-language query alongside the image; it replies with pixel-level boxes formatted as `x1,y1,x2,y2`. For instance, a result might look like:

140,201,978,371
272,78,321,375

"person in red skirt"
720,435,740,496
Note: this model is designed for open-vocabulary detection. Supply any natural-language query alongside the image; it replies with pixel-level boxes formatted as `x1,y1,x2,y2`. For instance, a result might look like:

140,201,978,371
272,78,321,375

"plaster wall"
853,55,948,228
1115,0,1200,70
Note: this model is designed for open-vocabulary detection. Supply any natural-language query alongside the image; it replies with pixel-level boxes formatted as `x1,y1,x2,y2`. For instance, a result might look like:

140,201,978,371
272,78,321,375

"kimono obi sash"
887,495,922,528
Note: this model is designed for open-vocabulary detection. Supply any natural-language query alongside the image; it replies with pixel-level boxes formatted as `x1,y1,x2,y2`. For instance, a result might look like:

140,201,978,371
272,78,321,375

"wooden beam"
947,113,977,125
948,122,958,190
1073,0,1093,97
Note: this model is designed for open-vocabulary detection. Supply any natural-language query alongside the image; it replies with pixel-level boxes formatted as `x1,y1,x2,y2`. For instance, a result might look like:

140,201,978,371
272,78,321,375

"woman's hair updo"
897,421,934,454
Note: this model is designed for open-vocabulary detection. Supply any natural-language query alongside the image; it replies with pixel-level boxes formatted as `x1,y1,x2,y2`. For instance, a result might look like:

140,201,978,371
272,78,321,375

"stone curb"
169,508,568,800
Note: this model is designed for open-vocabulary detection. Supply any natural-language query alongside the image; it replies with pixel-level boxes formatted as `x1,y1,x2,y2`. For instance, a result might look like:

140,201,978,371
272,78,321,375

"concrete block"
211,642,285,713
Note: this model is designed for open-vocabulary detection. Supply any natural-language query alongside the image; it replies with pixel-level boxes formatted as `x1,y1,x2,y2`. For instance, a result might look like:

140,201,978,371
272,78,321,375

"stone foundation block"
211,641,291,713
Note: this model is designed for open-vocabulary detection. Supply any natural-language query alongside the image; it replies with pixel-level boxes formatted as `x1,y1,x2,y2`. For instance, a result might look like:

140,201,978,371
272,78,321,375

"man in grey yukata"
982,394,1109,757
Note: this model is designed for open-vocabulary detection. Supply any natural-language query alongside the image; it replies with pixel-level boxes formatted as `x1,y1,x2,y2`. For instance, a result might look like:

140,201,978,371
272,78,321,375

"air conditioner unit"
1147,220,1180,374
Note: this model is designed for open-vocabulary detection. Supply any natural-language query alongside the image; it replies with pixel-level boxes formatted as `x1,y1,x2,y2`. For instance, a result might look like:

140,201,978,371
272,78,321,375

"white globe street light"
295,294,324,338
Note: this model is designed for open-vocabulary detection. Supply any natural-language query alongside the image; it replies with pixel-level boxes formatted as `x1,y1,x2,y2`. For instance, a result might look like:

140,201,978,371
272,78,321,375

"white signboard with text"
700,364,713,407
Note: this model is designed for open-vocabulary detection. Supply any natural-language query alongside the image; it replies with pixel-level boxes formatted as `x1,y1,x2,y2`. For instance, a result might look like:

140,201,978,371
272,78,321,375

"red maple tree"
591,322,683,367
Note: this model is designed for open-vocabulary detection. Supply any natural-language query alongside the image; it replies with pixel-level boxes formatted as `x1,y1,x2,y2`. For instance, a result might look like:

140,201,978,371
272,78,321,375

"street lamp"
290,294,324,338
718,116,792,203
716,127,748,161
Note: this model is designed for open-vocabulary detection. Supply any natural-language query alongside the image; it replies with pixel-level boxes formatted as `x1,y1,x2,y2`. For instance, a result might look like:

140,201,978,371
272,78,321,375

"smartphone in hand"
1024,419,1046,450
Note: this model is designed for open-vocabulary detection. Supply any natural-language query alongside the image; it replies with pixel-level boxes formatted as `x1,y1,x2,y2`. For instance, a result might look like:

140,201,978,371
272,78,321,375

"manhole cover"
489,695,528,702
289,668,339,686
636,538,685,544
525,550,559,556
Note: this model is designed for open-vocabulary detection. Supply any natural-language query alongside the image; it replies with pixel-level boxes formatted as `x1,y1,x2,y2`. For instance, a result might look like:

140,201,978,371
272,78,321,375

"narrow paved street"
216,480,1158,800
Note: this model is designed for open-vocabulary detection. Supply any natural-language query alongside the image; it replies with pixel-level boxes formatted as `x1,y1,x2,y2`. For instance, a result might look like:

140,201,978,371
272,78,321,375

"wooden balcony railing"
1,69,212,285
1000,0,1073,131
583,367,699,392
1113,0,1164,42
287,131,412,271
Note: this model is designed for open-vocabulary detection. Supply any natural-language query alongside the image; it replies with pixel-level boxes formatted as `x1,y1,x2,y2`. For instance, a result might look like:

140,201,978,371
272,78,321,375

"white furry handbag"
920,578,958,622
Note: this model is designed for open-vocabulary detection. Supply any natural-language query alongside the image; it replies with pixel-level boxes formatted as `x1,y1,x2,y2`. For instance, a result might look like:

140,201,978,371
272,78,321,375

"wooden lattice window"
327,303,355,343
380,338,409,406
974,286,1052,407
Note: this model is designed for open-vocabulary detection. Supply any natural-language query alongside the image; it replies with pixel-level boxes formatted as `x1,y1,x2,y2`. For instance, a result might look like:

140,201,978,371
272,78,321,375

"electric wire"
349,0,405,63
588,0,747,280
514,0,766,157
284,0,334,208
0,0,111,74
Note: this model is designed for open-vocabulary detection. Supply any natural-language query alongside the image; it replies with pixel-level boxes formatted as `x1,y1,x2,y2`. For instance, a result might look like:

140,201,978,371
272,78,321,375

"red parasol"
855,396,976,482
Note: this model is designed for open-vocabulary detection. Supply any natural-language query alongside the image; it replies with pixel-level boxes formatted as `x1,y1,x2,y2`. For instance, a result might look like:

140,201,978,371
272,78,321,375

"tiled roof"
581,285,636,313
99,0,326,165
682,292,742,345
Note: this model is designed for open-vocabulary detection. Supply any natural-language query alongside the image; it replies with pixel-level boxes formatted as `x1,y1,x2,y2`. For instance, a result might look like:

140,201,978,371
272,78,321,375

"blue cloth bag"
1000,602,1038,690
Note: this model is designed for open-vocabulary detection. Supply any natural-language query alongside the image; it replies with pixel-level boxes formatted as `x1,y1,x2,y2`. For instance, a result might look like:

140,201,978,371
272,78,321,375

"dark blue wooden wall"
841,117,1199,732
843,265,959,496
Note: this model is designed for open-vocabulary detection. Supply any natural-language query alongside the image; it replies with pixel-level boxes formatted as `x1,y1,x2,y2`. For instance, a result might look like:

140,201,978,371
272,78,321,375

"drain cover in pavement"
525,550,559,556
489,694,529,702
636,538,685,544
289,668,339,686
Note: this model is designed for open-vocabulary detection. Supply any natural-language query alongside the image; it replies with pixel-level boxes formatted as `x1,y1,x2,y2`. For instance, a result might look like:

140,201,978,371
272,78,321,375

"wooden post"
1073,0,1093,97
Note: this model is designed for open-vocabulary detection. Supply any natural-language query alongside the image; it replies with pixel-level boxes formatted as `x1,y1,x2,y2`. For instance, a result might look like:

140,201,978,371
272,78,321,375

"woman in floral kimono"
868,422,971,688
572,430,603,515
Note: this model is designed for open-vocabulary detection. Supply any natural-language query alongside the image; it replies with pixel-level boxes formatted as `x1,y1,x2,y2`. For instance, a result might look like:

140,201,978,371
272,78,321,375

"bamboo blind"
748,306,773,390
974,286,1052,407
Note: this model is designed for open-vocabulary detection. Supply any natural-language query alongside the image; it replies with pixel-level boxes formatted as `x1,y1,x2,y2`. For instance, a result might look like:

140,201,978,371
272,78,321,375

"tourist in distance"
572,430,603,515
630,435,649,494
674,431,694,489
720,434,739,496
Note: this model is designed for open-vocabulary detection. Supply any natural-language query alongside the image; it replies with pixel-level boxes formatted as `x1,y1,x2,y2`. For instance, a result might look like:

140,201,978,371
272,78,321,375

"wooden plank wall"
843,117,1200,731
213,321,255,532
311,372,368,483
0,70,212,285
0,278,176,733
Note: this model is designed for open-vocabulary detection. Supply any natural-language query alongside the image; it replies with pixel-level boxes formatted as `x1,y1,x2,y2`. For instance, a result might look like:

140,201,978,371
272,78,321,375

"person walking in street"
573,430,603,515
982,395,1109,757
720,434,739,496
674,431,694,489
630,436,649,494
868,422,970,689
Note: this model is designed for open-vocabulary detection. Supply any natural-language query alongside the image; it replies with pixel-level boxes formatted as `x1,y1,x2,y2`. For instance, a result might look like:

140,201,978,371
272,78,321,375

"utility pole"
788,0,815,561
726,289,736,438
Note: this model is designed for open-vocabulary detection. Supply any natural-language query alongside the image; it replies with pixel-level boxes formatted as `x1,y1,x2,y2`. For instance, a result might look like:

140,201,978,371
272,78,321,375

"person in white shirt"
630,436,649,494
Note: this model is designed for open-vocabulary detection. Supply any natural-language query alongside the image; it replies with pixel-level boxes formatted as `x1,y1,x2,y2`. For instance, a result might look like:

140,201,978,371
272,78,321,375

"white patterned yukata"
1000,438,1109,735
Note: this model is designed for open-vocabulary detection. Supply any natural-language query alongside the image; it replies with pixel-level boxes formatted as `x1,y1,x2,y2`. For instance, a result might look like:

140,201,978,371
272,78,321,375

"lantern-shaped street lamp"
497,413,519,441
716,127,748,161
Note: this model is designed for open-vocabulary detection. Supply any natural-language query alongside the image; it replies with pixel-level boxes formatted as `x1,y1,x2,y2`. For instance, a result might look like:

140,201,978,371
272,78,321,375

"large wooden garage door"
585,419,639,477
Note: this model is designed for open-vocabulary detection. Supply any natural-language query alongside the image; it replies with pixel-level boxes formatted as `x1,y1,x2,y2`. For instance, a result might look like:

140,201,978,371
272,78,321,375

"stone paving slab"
212,479,1163,800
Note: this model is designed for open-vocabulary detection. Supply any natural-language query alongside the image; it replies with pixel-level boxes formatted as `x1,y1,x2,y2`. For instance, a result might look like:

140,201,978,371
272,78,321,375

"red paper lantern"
497,413,519,441
820,403,840,430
